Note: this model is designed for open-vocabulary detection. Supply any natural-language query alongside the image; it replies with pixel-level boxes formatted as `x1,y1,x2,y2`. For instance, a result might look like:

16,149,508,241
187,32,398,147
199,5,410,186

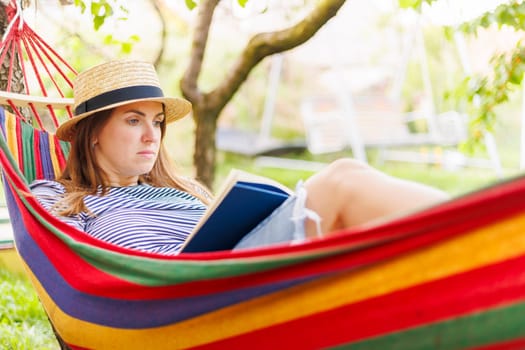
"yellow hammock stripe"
47,133,62,176
5,112,18,165
34,212,525,350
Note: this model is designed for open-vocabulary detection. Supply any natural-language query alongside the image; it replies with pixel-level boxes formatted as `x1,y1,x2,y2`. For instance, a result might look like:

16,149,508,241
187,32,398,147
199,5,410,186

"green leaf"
103,34,114,44
74,0,86,13
185,0,197,10
443,26,454,41
121,42,132,54
397,0,437,9
93,15,105,31
509,66,524,85
102,2,113,17
91,2,101,16
398,0,421,9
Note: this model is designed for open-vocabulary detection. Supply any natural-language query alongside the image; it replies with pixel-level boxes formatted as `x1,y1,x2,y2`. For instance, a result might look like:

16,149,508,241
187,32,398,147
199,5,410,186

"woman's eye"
127,118,139,125
153,120,163,127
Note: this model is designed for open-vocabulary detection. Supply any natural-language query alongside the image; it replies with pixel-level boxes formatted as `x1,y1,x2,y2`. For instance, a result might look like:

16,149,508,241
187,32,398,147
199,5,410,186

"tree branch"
206,0,347,111
151,0,167,68
180,0,220,104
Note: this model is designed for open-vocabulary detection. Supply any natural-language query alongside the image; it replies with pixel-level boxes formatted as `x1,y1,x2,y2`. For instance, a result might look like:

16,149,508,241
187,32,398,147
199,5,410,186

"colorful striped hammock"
3,105,525,350
2,1,525,347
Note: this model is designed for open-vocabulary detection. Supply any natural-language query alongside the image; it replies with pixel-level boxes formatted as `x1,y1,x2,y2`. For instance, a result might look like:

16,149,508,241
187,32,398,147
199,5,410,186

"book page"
194,169,292,231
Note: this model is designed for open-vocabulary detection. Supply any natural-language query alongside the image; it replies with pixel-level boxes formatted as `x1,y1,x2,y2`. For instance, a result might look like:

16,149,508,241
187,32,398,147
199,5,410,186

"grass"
215,148,504,196
0,269,58,349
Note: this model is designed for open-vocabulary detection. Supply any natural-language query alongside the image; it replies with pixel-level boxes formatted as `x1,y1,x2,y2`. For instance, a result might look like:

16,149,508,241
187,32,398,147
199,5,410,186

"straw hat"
55,59,192,142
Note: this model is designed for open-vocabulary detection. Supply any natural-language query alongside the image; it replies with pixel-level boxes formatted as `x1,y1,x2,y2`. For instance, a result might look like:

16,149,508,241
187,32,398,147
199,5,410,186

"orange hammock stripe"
4,107,19,165
27,210,525,349
47,132,61,176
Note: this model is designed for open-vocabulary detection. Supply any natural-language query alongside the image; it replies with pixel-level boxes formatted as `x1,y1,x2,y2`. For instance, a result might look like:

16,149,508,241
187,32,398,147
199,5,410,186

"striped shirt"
30,180,207,255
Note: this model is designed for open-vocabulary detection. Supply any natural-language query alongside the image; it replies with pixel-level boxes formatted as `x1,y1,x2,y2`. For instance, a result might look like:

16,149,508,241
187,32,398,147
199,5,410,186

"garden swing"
3,1,525,349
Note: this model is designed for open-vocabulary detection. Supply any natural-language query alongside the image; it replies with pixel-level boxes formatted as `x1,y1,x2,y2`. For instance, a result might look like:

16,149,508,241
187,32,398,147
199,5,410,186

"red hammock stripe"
14,177,513,300
474,337,525,350
16,189,332,299
8,190,145,293
14,112,22,168
194,252,525,349
52,135,67,170
12,208,311,328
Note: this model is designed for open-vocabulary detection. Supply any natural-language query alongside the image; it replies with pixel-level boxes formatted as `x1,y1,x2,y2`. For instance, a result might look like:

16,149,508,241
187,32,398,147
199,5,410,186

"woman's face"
93,101,164,186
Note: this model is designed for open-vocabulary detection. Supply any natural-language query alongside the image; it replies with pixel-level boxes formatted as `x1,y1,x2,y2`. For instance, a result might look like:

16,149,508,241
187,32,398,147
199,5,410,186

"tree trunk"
0,4,25,93
181,0,347,188
193,105,218,186
0,3,30,121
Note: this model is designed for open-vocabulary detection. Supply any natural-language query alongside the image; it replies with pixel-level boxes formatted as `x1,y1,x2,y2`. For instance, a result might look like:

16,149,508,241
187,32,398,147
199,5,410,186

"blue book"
181,169,293,253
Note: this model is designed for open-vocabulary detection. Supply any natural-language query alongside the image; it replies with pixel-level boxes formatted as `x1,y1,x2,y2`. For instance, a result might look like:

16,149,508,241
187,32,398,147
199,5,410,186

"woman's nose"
142,125,159,143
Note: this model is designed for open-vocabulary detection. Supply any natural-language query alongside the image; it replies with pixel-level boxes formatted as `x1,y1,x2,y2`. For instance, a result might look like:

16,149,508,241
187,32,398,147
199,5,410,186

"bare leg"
303,159,450,237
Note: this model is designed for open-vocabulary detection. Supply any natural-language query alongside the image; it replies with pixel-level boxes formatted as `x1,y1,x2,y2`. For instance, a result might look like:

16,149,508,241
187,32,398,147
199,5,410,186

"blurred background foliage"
7,0,525,190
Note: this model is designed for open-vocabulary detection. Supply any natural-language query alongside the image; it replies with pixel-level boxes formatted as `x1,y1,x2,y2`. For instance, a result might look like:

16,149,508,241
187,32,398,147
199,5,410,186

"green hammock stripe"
59,138,70,160
1,127,334,286
83,248,324,286
16,191,333,286
20,121,35,182
331,302,525,350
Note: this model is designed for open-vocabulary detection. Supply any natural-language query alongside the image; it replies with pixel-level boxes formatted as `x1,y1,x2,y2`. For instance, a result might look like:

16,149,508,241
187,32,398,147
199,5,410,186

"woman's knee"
326,158,370,175
302,158,377,233
305,158,372,202
315,158,372,189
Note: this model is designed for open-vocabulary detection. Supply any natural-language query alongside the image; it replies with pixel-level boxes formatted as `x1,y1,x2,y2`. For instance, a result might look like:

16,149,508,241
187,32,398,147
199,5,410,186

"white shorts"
233,182,321,250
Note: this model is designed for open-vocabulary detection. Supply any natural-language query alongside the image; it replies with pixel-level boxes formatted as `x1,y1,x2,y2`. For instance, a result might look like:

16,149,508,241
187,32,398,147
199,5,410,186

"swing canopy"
2,1,525,349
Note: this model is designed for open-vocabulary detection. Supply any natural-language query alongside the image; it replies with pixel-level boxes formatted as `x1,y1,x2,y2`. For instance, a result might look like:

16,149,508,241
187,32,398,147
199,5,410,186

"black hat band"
74,85,164,115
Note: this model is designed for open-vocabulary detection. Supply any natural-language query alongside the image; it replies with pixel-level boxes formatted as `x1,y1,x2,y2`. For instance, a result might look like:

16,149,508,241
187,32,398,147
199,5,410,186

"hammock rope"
0,0,75,129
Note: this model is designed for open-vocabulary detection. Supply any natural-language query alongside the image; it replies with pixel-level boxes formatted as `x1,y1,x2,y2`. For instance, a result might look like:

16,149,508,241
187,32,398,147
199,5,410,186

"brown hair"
56,108,212,216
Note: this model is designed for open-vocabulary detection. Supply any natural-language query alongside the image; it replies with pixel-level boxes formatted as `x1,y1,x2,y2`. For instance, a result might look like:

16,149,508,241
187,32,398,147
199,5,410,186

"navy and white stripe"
30,180,207,255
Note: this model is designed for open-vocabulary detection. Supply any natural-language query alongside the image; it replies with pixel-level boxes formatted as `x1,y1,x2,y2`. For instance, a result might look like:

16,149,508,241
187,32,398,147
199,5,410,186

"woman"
31,59,449,255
